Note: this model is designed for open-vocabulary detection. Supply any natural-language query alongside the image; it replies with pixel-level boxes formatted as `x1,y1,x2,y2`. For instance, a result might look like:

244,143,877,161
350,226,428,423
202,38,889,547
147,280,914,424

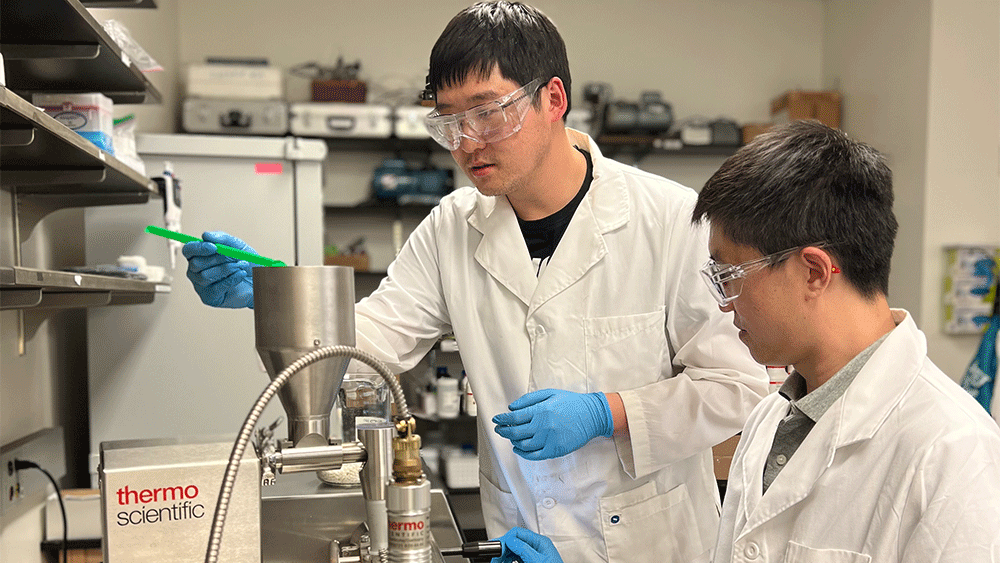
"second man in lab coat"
492,120,1000,563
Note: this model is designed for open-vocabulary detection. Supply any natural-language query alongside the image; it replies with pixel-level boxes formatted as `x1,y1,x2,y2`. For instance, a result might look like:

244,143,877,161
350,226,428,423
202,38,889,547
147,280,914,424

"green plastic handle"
145,225,286,267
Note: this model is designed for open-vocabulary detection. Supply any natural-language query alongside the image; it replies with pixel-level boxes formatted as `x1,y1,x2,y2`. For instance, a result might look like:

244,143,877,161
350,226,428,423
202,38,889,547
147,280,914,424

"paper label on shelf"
122,51,131,67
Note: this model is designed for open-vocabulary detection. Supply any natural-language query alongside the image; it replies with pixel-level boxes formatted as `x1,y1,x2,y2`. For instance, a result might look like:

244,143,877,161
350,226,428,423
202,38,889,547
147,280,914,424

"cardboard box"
742,123,774,145
770,90,841,129
46,489,102,541
712,434,741,481
311,79,367,103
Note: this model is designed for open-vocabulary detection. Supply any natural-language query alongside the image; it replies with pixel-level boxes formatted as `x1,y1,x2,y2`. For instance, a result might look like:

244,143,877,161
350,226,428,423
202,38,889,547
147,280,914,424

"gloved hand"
181,231,256,309
491,527,563,563
492,389,613,460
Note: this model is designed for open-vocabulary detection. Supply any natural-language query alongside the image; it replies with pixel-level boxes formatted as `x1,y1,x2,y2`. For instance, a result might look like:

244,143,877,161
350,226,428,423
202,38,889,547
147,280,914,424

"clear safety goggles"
424,78,544,151
700,243,835,306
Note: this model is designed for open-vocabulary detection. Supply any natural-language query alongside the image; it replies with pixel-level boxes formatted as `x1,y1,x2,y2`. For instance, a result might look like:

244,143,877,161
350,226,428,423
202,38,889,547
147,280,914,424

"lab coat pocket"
478,471,521,538
784,541,872,563
600,482,705,563
585,308,667,393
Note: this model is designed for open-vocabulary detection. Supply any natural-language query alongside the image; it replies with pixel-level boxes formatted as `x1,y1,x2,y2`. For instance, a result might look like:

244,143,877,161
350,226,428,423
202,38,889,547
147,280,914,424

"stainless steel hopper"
253,266,355,447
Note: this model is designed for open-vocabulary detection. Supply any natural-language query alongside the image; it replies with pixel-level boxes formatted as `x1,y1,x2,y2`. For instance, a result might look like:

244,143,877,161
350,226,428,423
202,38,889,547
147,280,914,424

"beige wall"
921,0,1000,378
823,0,1000,380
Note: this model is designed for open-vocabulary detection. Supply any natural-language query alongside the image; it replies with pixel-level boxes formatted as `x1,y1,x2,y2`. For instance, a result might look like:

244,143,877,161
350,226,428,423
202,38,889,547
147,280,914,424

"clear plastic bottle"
461,370,477,416
436,366,460,419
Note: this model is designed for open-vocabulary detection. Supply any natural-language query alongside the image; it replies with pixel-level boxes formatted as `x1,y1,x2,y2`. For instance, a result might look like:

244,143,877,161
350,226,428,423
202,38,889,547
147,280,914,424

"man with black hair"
691,120,1000,562
182,3,767,561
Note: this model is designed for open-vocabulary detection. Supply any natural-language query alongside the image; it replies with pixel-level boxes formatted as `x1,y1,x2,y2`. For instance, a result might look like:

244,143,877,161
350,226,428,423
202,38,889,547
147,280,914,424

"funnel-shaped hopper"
254,266,355,448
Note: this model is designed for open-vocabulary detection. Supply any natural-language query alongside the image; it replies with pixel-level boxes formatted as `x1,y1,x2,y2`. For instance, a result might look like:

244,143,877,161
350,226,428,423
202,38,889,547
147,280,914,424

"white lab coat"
354,131,768,563
713,310,1000,563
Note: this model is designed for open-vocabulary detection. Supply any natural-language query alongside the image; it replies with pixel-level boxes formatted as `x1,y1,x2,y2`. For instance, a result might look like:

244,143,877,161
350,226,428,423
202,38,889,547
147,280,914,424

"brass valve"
392,416,423,484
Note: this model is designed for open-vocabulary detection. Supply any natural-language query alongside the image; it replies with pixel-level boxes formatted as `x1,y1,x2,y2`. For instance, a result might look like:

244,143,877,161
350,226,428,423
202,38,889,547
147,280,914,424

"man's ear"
541,77,568,123
801,246,836,296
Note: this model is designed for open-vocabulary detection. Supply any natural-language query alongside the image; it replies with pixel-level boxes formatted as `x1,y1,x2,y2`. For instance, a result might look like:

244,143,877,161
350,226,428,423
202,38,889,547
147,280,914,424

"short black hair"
427,1,572,117
692,120,897,298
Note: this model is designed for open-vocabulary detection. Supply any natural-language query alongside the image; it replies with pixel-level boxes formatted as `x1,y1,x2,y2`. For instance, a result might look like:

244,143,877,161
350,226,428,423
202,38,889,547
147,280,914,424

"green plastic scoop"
145,225,286,267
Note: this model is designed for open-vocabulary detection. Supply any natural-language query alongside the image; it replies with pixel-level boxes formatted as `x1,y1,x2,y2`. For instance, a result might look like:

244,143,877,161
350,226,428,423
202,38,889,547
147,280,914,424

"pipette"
144,225,286,267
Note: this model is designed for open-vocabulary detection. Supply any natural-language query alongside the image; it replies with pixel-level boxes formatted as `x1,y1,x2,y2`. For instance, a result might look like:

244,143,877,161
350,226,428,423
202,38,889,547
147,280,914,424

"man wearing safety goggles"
180,3,767,562
688,120,1000,562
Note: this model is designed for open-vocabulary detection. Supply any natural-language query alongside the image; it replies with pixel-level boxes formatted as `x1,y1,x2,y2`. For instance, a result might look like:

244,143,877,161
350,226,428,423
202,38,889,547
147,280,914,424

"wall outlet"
0,427,65,523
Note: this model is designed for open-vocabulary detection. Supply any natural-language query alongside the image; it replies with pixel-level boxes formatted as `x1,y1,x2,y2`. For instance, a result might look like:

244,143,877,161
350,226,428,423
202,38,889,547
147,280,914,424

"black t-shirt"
516,147,594,275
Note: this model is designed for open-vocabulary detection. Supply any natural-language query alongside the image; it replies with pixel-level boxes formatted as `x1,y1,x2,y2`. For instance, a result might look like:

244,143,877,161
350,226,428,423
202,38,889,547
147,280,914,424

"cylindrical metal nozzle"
358,423,395,501
270,442,365,474
387,477,431,563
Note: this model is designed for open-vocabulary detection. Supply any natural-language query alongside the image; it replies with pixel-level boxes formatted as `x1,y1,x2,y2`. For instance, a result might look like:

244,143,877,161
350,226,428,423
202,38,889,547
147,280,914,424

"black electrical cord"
14,459,67,563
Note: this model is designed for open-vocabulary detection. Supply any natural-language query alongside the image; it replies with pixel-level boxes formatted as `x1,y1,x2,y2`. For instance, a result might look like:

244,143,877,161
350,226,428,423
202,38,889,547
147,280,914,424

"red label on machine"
389,514,430,550
254,162,283,175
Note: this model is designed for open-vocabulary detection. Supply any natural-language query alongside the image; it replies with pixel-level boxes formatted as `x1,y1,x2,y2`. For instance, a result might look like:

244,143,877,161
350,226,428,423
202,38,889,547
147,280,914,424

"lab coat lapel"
739,407,841,537
527,136,628,317
738,310,924,538
468,194,537,307
738,400,785,528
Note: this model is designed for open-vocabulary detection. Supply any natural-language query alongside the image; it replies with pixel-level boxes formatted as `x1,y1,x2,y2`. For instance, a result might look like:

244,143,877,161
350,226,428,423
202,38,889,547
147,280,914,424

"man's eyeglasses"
424,78,544,151
700,243,837,306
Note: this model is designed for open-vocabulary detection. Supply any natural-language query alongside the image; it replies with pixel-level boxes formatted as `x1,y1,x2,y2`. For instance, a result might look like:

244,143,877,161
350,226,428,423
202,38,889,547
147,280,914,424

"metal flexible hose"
205,345,408,563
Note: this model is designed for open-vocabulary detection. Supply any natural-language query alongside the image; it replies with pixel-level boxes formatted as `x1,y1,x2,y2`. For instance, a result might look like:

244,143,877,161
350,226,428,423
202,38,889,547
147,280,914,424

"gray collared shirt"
762,333,890,494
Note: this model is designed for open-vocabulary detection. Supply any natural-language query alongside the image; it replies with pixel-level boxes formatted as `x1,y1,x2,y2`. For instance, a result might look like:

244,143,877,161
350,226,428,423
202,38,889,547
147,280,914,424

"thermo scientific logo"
389,520,426,531
115,484,206,527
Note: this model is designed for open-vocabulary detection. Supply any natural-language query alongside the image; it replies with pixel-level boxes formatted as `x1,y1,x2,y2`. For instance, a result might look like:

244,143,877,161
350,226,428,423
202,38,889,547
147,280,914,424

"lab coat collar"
739,309,923,535
467,130,630,310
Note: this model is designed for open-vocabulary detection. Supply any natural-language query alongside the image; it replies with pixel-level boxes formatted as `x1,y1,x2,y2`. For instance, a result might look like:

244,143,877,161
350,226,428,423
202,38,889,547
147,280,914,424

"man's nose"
458,133,486,153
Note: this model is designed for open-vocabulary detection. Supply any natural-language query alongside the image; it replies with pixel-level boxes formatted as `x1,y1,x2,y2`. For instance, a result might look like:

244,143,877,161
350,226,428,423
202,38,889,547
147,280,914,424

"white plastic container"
436,369,460,419
441,449,479,489
33,93,114,154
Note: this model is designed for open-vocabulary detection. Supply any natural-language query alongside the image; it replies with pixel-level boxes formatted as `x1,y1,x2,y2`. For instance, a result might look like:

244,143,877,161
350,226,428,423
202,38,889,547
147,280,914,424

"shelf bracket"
0,288,43,310
36,291,113,309
14,191,150,244
0,127,36,147
0,43,101,60
108,292,155,306
3,168,107,187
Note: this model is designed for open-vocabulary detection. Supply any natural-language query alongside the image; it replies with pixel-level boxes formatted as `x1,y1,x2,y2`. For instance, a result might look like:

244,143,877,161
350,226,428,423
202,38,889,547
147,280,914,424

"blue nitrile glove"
491,527,563,563
181,231,256,309
492,389,614,460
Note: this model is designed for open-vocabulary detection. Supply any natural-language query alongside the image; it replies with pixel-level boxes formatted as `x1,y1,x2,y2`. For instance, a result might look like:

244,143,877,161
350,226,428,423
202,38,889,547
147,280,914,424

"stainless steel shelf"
80,0,156,7
0,0,162,104
0,266,169,310
1,86,156,197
